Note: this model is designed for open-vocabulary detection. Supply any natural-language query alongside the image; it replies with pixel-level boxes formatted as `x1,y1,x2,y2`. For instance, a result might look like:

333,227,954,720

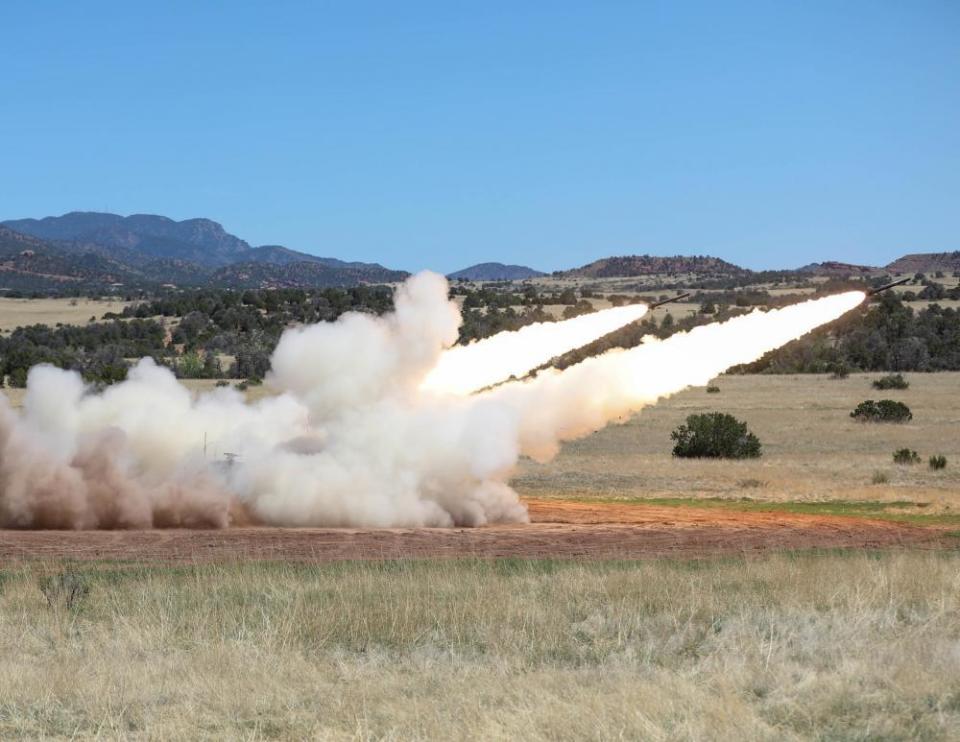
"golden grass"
1,553,958,740
514,373,960,511
0,297,135,333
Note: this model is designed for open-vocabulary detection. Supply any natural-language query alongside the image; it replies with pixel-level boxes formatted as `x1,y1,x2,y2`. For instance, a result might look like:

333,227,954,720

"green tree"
8,367,28,388
177,351,206,379
671,413,762,459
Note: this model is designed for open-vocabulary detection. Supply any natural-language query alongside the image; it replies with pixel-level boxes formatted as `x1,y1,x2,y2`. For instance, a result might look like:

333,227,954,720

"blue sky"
1,1,957,273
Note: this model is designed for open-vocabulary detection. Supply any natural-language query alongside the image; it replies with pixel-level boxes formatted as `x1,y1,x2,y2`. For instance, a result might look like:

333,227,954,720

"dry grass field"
2,354,960,737
515,372,960,512
0,297,134,333
1,553,959,739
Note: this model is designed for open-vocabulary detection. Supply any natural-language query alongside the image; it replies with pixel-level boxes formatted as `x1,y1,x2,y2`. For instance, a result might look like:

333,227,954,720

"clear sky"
1,1,958,273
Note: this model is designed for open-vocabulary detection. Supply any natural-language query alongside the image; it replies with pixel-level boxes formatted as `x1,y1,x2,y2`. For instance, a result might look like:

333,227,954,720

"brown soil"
0,499,953,565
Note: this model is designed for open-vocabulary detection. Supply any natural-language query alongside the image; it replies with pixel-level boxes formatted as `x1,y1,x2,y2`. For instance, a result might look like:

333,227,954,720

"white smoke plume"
485,290,865,461
0,272,864,529
421,303,649,395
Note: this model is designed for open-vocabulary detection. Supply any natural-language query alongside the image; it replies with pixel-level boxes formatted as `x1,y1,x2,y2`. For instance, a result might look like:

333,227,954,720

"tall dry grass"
515,372,960,509
1,552,959,739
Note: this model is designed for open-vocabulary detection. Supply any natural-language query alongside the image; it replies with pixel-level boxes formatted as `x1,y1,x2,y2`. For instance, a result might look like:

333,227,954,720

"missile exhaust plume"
485,291,866,461
420,303,649,395
0,273,865,530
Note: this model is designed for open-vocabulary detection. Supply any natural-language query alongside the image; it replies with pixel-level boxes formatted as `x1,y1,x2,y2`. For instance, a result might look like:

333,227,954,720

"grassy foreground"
513,372,960,510
2,553,960,740
545,495,960,527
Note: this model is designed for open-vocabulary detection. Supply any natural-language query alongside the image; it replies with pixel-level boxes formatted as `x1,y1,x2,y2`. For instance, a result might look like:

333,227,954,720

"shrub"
706,385,721,393
829,363,850,380
850,400,912,423
176,350,206,379
893,448,921,465
671,413,761,459
8,367,28,388
871,471,890,485
872,373,909,390
230,349,271,380
562,300,594,319
39,572,91,611
929,455,947,471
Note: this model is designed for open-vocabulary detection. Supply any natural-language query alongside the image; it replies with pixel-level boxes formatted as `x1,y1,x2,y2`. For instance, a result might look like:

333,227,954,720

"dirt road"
0,499,952,564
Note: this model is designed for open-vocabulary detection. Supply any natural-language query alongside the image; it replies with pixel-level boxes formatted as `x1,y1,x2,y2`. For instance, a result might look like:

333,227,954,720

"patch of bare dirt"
0,499,953,565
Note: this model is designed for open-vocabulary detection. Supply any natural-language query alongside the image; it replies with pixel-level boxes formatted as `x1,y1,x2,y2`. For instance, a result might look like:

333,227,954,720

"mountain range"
1,212,957,291
1,212,408,290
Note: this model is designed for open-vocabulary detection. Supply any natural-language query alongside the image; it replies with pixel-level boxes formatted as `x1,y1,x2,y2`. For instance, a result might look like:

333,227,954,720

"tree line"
0,286,394,387
2,284,959,388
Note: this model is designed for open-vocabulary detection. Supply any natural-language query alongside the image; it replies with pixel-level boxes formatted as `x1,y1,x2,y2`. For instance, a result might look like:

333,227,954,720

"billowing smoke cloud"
0,272,864,529
0,396,233,529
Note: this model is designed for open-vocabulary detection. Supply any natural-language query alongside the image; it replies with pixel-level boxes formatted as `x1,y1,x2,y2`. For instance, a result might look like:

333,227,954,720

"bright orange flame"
421,303,649,395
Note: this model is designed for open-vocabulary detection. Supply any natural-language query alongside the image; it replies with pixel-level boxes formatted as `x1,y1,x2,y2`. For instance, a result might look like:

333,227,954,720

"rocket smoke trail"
421,303,649,395
483,291,865,461
0,273,863,529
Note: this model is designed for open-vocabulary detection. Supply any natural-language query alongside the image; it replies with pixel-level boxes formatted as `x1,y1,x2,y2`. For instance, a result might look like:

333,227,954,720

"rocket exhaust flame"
421,303,649,395
422,291,695,396
486,291,866,461
0,273,866,530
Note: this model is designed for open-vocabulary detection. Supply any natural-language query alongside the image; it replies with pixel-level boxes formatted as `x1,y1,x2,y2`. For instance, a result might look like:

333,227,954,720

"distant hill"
3,212,250,268
246,244,324,266
248,246,407,276
562,254,746,278
211,261,407,289
797,261,878,277
448,262,545,281
0,226,137,290
0,212,408,290
0,225,48,254
885,252,960,275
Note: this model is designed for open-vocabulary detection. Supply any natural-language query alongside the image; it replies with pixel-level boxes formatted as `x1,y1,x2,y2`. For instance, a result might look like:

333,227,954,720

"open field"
515,372,960,511
2,373,959,565
2,553,960,739
5,373,959,513
2,311,959,739
0,297,134,333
